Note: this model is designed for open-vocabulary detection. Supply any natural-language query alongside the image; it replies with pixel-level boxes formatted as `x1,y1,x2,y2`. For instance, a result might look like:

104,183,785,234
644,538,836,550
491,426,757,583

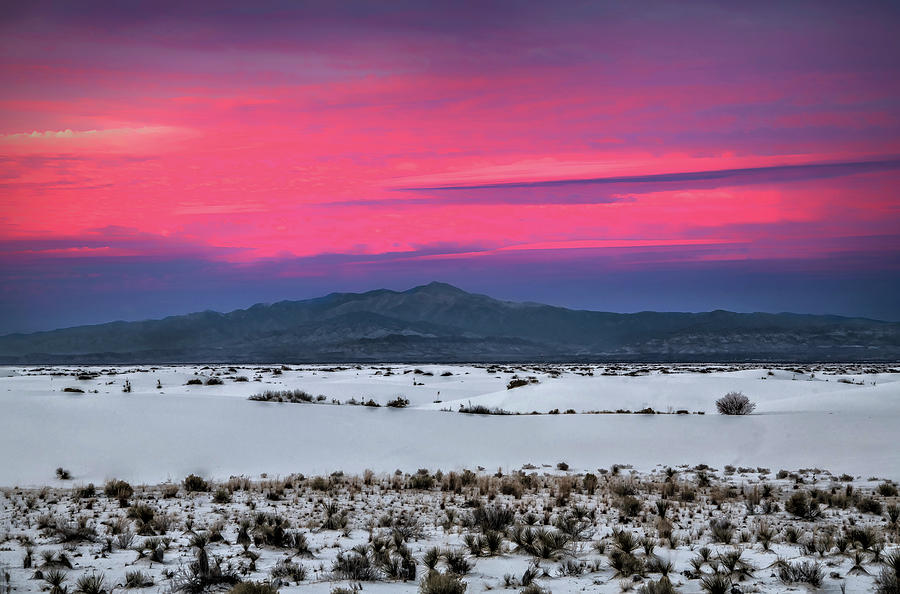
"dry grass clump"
248,389,315,403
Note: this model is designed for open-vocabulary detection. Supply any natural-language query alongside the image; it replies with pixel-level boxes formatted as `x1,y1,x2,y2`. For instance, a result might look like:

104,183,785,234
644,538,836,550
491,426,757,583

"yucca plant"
73,572,105,594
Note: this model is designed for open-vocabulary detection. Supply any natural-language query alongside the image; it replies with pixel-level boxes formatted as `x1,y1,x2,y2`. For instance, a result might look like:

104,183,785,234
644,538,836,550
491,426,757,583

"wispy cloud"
397,159,900,192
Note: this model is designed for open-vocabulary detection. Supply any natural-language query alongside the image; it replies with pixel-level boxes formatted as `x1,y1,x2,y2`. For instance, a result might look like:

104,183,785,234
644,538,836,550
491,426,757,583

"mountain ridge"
1,281,897,363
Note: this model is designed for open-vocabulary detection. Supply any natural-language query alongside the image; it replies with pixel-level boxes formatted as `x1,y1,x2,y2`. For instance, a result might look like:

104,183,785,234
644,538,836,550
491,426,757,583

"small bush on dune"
419,570,467,594
777,559,824,587
185,378,203,385
473,505,515,532
331,551,379,581
639,577,678,594
103,479,133,500
709,518,735,543
877,482,898,497
56,467,71,480
124,570,154,588
699,572,731,594
271,558,306,583
785,491,822,520
43,568,68,594
74,572,106,594
458,403,512,415
857,496,883,515
205,377,224,385
409,471,435,490
249,389,314,403
715,392,756,415
75,484,96,499
228,584,278,594
183,474,209,492
386,397,410,408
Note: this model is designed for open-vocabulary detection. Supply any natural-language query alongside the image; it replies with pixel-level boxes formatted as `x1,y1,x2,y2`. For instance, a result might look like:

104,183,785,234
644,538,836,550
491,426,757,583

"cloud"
0,126,181,142
397,158,900,192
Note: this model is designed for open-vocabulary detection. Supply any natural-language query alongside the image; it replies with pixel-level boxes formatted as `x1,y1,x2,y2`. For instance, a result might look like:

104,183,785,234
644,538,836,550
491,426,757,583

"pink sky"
1,1,899,330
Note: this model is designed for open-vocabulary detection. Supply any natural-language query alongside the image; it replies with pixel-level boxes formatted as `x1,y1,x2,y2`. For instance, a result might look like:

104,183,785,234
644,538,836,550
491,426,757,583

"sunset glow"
2,1,899,331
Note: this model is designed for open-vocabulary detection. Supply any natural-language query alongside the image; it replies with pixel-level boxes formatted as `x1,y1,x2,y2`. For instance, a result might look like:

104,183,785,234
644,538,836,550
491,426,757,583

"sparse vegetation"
715,391,756,415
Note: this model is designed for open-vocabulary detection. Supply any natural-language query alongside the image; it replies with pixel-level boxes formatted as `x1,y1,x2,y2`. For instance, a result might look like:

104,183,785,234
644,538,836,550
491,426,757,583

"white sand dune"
1,364,898,486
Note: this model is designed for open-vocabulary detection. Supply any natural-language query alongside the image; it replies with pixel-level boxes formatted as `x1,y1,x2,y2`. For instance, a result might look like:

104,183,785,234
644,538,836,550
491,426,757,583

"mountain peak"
406,281,468,296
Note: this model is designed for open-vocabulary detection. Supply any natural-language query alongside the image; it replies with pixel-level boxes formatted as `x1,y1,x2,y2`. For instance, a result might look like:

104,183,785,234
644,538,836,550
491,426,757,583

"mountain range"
1,282,897,363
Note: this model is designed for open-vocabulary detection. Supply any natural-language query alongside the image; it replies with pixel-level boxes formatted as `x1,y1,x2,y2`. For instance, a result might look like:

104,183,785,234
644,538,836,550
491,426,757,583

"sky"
1,1,899,333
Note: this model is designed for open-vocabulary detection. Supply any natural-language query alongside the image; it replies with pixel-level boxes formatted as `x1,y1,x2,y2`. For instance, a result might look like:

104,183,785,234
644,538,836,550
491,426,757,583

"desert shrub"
554,513,594,541
271,559,306,582
43,568,68,594
56,467,71,480
183,474,209,492
857,496,883,515
53,516,98,543
443,549,473,575
74,572,106,594
777,559,824,587
423,547,441,570
104,479,133,500
473,505,514,532
228,584,279,594
785,491,822,520
386,397,410,408
458,403,511,415
608,547,644,577
252,389,316,403
699,572,731,594
874,551,900,593
877,482,899,497
500,478,524,498
556,558,585,576
115,530,136,549
507,378,529,390
320,502,349,531
510,525,571,560
253,513,291,547
124,570,154,588
618,496,642,518
848,525,881,550
171,548,239,593
75,484,96,499
186,379,203,385
715,392,756,415
213,488,231,503
409,471,435,490
63,387,85,393
638,577,677,594
332,551,379,581
709,518,735,543
419,570,467,594
206,377,224,385
887,504,900,525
